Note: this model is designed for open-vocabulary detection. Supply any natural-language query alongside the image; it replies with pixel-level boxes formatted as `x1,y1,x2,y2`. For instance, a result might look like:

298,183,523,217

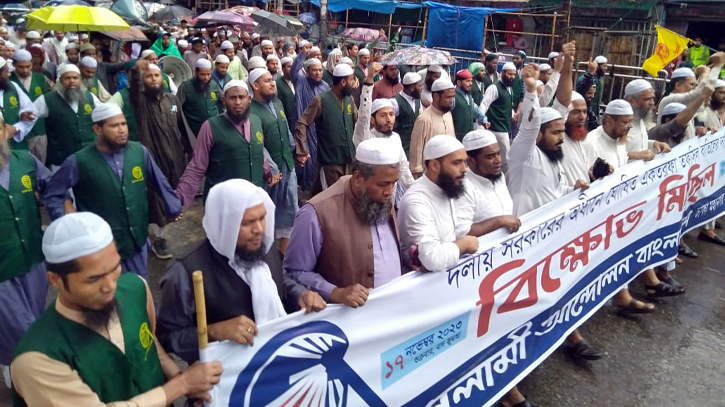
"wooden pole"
193,271,208,350
421,6,429,45
550,13,557,52
345,9,349,29
482,14,488,58
387,12,393,42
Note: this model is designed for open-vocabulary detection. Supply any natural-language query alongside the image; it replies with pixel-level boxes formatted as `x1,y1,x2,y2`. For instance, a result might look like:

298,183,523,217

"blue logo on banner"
719,160,725,178
230,321,387,407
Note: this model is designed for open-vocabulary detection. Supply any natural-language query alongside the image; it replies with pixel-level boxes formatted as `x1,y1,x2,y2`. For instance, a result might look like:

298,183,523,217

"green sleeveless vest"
119,89,139,141
393,93,419,157
12,274,165,406
452,90,475,141
275,75,296,127
0,151,43,283
10,72,47,140
161,72,172,94
322,69,333,86
181,80,222,136
487,81,520,134
205,114,265,197
249,99,294,170
45,90,96,166
471,79,484,106
316,91,355,166
2,84,23,150
74,142,148,260
88,77,101,97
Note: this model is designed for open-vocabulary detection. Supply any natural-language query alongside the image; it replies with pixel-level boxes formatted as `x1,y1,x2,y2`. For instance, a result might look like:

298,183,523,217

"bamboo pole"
387,12,393,41
345,9,349,29
193,271,208,350
421,6,429,45
482,14,488,57
550,13,557,53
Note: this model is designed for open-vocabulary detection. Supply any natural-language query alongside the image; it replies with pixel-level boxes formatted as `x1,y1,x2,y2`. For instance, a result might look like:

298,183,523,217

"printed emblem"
91,87,98,95
84,104,92,114
280,109,286,119
163,80,168,88
255,131,263,144
138,322,154,360
131,166,144,183
20,175,32,193
9,96,18,107
210,91,217,101
347,104,352,115
34,86,42,96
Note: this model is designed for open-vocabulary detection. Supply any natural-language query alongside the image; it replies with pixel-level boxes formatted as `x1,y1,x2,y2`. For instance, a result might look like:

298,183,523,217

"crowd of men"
1,22,724,407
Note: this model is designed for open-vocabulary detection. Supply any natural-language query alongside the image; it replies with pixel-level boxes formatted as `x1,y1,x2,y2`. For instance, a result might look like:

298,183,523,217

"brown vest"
308,176,401,288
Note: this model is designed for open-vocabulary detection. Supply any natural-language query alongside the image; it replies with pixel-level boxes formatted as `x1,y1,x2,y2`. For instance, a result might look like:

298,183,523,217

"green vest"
161,72,172,94
689,45,710,67
354,65,366,84
393,93,419,157
275,75,296,128
0,151,43,283
88,77,101,97
45,90,96,166
12,274,165,406
205,114,265,197
452,90,475,141
2,84,23,150
119,89,139,141
322,69,334,86
487,81,521,134
181,80,222,136
482,73,497,91
316,91,355,166
73,142,148,260
471,79,484,106
249,99,294,169
10,72,46,140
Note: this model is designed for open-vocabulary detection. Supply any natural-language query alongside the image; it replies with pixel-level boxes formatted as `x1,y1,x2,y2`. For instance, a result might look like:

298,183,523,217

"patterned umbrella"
224,5,259,15
298,12,316,25
341,27,379,43
380,46,457,66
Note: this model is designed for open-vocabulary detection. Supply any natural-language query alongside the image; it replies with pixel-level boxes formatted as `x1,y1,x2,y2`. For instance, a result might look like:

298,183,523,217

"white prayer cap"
215,54,230,64
427,64,442,73
223,79,249,95
252,33,260,40
502,62,516,71
662,102,686,116
604,99,634,115
358,48,370,56
333,63,353,77
248,68,270,84
43,212,114,264
571,91,584,102
340,57,353,65
178,39,188,47
280,56,293,66
247,56,266,71
716,79,725,89
266,54,279,62
671,67,695,79
195,58,212,69
58,63,80,77
140,49,156,60
624,79,652,96
261,39,273,47
305,58,322,69
371,98,394,115
462,129,497,151
12,49,31,61
431,77,455,92
80,56,97,68
30,44,42,49
91,103,123,123
310,46,320,53
548,52,559,60
403,72,422,85
65,43,79,51
356,138,399,165
26,31,40,39
299,39,309,47
424,135,465,160
147,63,161,71
68,35,79,42
81,33,89,40
220,40,233,50
540,107,563,124
539,63,552,72
0,57,6,69
594,55,608,64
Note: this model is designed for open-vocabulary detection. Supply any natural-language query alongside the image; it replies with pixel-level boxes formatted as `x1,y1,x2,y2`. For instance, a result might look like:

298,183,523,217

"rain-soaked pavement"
2,200,724,407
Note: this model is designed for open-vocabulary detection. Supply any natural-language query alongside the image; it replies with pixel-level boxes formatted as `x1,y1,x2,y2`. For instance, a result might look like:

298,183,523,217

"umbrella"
103,26,148,41
283,15,304,33
250,10,296,37
111,0,148,26
224,5,259,15
196,10,255,29
152,5,192,21
143,2,166,16
26,5,130,31
298,12,316,25
0,3,30,13
380,46,457,66
342,27,379,43
44,0,91,6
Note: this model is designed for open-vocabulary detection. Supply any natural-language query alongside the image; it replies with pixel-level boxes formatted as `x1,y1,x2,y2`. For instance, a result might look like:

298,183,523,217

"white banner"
200,129,725,407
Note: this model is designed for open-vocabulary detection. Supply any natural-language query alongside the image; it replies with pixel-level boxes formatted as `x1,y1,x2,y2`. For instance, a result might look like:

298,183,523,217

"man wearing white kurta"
623,79,661,162
560,91,598,186
398,135,478,273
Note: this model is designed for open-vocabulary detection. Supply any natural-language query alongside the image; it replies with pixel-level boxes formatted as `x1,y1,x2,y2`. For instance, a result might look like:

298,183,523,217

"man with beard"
33,64,99,169
697,79,725,131
393,72,423,156
65,42,80,65
79,56,111,102
650,93,712,147
276,56,296,132
177,59,224,137
468,62,486,106
308,46,323,62
253,39,275,59
296,63,358,195
248,69,298,253
11,212,224,406
451,69,488,141
266,54,279,78
561,91,599,186
220,40,246,81
399,135,479,272
176,80,279,205
420,64,443,108
512,50,526,75
482,54,499,91
183,37,209,73
409,77,456,178
537,56,563,108
10,49,50,162
286,138,403,307
132,49,177,94
177,39,188,55
45,103,182,278
575,55,608,127
0,56,39,152
159,179,325,364
211,54,232,89
372,64,402,100
623,79,662,161
354,48,371,86
0,110,51,388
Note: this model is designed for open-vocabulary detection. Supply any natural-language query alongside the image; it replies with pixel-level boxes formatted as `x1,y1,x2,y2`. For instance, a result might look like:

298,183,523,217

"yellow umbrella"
26,5,129,32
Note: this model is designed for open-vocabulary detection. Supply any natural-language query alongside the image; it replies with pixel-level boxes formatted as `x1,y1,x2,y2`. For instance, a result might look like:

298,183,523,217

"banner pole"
193,270,208,350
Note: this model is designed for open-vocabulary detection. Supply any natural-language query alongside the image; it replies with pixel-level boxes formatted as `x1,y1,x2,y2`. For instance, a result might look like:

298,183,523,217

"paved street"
2,200,725,407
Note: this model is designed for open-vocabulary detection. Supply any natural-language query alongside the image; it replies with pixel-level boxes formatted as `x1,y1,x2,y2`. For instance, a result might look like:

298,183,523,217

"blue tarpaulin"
423,1,517,52
309,0,422,14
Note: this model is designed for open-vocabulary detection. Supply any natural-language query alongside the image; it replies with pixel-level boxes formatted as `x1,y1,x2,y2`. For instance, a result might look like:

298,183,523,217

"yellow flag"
642,25,691,77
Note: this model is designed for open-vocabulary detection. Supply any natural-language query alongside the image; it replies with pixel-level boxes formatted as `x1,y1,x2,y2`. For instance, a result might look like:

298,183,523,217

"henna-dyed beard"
566,123,588,141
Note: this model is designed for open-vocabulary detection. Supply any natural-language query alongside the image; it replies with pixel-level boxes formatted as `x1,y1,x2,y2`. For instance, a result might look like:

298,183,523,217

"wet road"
2,200,724,407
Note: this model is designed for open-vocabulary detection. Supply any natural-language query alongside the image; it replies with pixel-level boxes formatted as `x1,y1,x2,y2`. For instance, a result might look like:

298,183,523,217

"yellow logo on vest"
9,96,18,108
84,104,92,114
21,175,33,193
280,110,286,119
210,91,217,101
139,322,154,360
131,166,144,183
347,104,352,115
34,86,43,96
163,80,169,88
255,131,263,144
91,87,98,95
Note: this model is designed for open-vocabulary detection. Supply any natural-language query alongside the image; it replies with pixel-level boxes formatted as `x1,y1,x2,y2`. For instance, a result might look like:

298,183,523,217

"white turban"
80,56,97,68
177,39,188,48
662,102,686,116
91,103,123,123
195,58,212,69
43,212,114,264
716,80,725,89
568,91,585,110
310,46,320,53
339,57,353,66
299,40,309,47
25,31,40,39
605,99,634,115
251,33,260,40
58,63,80,77
65,43,79,51
146,63,161,72
423,135,465,160
0,57,6,69
223,79,248,95
548,52,559,60
371,98,393,115
356,138,400,165
215,54,230,64
462,129,497,151
540,107,563,124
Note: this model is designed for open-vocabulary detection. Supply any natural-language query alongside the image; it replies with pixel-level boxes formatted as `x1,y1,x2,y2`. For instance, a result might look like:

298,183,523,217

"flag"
642,25,691,77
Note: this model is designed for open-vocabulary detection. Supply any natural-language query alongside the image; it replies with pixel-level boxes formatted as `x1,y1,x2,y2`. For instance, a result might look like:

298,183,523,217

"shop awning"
309,0,422,14
528,0,656,10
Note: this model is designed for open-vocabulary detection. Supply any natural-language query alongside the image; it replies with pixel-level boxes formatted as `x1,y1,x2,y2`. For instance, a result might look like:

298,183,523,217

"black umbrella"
250,10,296,37
153,5,192,21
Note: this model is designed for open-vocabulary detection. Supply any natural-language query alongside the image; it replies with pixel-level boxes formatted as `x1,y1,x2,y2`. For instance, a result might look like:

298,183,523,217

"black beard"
425,78,434,91
193,78,210,93
0,79,10,92
438,170,465,199
386,75,399,85
142,86,163,100
342,85,353,97
486,66,496,74
100,137,127,152
83,298,117,331
356,189,393,225
438,104,453,114
712,98,725,110
61,86,83,103
260,92,275,103
235,243,267,263
483,172,503,182
501,77,515,88
228,110,250,124
410,89,421,99
596,67,605,77
307,76,322,87
537,141,564,163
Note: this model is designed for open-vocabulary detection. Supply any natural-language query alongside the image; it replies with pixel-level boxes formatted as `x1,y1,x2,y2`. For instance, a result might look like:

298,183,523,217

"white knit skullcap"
299,39,309,47
605,99,634,115
146,63,161,71
247,56,266,71
594,55,608,64
716,80,725,89
140,49,156,60
339,57,353,65
431,77,455,92
43,212,114,264
12,49,31,61
195,58,212,69
423,135,465,160
5,43,15,50
261,39,273,47
248,68,270,84
540,107,563,124
356,138,399,165
266,54,279,62
304,58,322,68
358,48,370,56
624,79,652,96
91,103,123,123
501,62,516,71
333,63,353,77
539,63,552,72
178,39,188,47
548,52,559,60
571,91,584,102
26,31,40,39
462,129,497,151
371,98,394,114
427,64,442,73
280,56,293,66
58,63,80,77
671,67,695,79
65,43,79,51
80,56,97,68
215,54,230,64
223,79,248,94
403,72,422,85
220,40,233,50
251,33,260,40
662,102,686,116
